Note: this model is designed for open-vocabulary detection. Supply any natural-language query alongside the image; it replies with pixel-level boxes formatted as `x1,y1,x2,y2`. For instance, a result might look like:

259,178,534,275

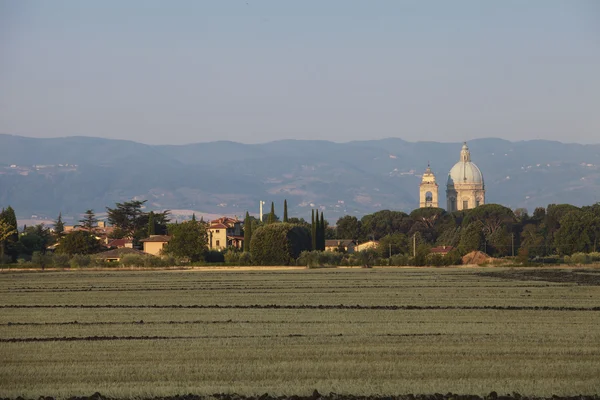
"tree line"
1,200,599,266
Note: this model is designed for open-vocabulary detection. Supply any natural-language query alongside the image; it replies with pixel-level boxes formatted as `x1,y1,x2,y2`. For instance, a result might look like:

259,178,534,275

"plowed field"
1,267,599,398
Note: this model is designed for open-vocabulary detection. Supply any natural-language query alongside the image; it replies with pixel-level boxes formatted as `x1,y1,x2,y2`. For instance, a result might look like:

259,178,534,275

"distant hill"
1,133,599,223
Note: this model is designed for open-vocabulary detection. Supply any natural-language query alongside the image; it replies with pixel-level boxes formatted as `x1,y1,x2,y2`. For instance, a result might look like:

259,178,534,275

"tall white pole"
259,201,265,222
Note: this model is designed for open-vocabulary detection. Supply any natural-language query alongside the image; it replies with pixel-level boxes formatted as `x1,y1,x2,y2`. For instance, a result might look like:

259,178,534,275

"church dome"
447,143,484,186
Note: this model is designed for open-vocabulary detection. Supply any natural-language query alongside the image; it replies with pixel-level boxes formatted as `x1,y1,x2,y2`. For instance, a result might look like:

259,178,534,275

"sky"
1,0,599,145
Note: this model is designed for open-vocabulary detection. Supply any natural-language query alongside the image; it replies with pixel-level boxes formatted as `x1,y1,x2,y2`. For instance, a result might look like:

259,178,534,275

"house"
430,245,454,256
355,240,379,252
94,247,148,263
140,235,171,256
207,217,244,250
325,240,356,253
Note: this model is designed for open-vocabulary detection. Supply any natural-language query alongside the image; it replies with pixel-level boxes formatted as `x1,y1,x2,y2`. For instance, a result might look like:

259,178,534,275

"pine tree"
147,211,156,236
243,211,252,252
54,212,65,236
311,209,316,250
283,200,289,223
79,209,98,231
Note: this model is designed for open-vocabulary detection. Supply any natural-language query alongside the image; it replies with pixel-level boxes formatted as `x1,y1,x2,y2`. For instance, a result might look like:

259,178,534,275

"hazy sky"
1,1,599,145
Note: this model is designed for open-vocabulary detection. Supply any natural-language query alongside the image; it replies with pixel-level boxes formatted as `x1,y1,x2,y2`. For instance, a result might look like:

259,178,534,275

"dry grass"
0,268,599,398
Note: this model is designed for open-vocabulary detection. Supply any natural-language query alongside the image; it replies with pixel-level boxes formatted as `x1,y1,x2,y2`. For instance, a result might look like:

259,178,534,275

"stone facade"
446,143,485,212
419,165,439,208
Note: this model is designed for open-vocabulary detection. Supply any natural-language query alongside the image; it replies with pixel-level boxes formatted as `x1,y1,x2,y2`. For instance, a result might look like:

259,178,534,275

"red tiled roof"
209,223,228,229
430,246,454,254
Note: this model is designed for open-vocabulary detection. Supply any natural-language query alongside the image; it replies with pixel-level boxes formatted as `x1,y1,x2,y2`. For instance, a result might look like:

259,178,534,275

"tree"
19,224,54,255
554,209,597,255
147,211,156,236
283,200,289,223
267,202,276,224
54,212,65,236
377,233,409,258
360,210,411,241
250,223,311,265
0,220,17,261
336,216,361,240
163,220,208,262
243,211,252,252
0,206,18,242
319,211,326,251
458,221,485,254
55,231,103,255
311,209,317,250
79,209,98,230
107,200,170,242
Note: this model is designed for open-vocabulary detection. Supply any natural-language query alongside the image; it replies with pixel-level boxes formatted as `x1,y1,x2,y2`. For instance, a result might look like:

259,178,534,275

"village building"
207,217,244,250
325,240,356,253
140,235,171,256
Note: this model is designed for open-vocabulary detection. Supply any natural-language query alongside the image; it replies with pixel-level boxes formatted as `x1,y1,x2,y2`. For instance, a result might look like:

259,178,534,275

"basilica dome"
447,143,484,186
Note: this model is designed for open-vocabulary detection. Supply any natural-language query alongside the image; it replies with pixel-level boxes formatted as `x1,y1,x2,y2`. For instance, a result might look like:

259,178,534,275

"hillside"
1,134,599,222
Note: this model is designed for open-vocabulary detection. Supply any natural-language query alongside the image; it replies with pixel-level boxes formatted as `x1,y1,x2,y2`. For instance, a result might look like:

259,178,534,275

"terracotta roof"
140,235,171,243
430,246,454,254
95,248,148,259
107,238,132,248
209,223,228,229
325,240,356,247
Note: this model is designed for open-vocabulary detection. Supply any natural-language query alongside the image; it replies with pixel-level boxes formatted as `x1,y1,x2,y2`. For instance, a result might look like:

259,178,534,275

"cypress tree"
191,213,197,222
243,211,252,252
311,209,316,250
147,211,156,236
267,202,275,224
320,211,326,250
283,200,289,223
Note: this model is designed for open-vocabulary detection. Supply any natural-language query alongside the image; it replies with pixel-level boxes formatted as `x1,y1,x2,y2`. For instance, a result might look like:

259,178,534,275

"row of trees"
2,200,600,266
333,203,600,259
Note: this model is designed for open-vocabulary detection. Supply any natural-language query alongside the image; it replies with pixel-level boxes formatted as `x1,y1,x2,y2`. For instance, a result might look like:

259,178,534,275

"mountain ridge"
1,134,599,222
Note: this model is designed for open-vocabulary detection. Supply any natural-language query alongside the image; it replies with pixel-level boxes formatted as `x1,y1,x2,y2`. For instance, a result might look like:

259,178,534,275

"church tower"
419,164,439,208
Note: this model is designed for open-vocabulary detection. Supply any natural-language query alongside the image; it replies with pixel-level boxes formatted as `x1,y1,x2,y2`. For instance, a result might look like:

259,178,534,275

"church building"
419,142,485,212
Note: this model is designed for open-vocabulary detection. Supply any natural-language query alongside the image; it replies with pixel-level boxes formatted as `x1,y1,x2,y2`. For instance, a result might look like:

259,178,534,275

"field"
1,267,599,399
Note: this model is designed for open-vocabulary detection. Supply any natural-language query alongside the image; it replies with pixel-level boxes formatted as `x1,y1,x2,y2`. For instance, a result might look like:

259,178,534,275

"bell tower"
419,163,439,208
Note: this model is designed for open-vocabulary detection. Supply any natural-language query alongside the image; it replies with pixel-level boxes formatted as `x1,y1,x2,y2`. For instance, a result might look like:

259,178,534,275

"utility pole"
511,233,515,257
413,234,416,257
389,243,392,258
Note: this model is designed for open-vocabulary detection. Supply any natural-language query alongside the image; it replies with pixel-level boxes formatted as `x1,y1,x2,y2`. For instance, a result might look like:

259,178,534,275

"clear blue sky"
1,0,599,145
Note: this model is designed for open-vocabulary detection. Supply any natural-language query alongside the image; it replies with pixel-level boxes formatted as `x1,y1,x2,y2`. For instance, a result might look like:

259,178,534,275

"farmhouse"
208,217,244,250
325,240,356,253
140,235,171,256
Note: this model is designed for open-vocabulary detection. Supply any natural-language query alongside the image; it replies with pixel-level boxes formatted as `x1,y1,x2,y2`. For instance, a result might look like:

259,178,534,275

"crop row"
1,304,599,311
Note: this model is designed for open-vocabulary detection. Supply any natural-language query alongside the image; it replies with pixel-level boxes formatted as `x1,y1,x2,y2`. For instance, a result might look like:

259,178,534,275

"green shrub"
297,251,343,268
251,223,311,266
52,253,71,268
70,254,91,268
570,252,590,265
120,254,145,267
143,255,164,268
389,254,411,266
205,250,225,263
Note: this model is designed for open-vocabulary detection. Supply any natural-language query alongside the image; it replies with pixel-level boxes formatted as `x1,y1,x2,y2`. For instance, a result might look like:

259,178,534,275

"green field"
1,267,599,398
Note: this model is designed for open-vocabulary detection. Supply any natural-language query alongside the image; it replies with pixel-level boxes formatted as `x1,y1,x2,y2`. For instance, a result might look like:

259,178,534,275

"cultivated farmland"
0,267,599,399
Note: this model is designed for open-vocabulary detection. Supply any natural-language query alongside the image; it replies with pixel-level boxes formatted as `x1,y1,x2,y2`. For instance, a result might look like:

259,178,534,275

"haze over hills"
1,133,599,224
